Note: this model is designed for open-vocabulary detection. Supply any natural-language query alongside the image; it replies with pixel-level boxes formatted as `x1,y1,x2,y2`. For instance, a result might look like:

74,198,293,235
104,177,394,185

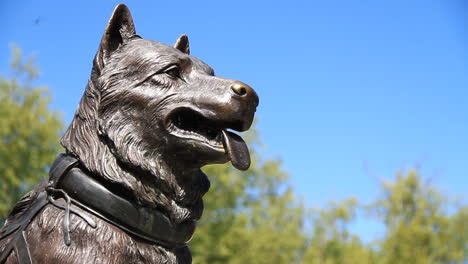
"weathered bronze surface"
0,4,258,263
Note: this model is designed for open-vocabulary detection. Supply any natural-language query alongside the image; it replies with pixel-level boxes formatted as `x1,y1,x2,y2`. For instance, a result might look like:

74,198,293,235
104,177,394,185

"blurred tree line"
1,48,467,263
0,46,62,219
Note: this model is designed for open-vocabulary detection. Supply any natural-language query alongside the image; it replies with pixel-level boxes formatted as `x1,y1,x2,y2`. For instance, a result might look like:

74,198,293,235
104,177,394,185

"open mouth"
166,108,226,148
165,107,251,170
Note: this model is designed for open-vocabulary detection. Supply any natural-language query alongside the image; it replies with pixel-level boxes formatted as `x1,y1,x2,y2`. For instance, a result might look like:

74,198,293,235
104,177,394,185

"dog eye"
165,66,180,78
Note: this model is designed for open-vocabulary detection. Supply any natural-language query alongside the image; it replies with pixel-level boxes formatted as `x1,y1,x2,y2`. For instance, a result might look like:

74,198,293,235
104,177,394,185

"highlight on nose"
229,81,259,108
230,81,251,97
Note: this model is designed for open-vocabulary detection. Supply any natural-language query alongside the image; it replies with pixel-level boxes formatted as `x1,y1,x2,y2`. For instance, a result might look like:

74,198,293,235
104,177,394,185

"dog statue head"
61,4,258,224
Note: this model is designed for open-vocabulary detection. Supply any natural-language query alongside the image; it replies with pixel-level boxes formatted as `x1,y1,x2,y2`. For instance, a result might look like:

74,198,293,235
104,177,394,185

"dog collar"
49,153,195,249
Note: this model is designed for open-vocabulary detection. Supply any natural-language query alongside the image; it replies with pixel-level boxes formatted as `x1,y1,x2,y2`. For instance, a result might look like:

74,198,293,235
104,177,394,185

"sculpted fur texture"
0,4,258,264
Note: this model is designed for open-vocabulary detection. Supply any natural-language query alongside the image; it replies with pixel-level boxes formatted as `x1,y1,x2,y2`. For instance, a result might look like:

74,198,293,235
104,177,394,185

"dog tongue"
221,130,251,171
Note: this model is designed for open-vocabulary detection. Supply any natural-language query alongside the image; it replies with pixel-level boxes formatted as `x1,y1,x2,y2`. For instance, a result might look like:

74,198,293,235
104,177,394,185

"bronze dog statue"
0,4,258,263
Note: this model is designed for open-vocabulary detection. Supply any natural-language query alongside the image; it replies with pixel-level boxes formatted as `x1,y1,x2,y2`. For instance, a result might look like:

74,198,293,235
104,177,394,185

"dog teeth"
168,111,222,147
170,125,221,146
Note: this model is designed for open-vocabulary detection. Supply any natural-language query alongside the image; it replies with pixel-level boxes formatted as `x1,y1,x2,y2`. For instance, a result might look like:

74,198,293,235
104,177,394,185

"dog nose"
230,81,250,97
230,81,259,106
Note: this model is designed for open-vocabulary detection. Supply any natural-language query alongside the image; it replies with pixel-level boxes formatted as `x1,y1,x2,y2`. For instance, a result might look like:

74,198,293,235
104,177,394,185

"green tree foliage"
301,170,468,264
191,130,307,264
0,46,63,221
371,170,468,264
193,156,468,264
303,198,376,264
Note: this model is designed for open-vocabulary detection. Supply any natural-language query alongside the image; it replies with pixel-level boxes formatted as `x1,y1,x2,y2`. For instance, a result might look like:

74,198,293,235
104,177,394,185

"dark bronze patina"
0,4,258,264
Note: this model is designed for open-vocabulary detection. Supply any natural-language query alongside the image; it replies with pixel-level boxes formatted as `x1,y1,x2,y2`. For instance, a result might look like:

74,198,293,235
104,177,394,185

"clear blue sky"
1,0,466,241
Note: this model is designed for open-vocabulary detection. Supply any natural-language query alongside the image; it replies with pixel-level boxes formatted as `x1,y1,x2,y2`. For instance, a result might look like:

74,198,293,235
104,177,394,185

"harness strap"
0,154,79,264
0,191,48,264
46,190,97,246
57,166,196,248
1,153,195,263
13,232,32,264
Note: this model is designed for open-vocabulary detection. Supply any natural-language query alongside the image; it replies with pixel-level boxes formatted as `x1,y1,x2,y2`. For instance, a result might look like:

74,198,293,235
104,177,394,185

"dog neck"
61,81,210,225
48,153,197,249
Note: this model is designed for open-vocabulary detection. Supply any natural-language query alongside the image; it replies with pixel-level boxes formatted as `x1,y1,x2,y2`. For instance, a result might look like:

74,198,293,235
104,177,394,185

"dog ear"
93,4,137,75
174,34,190,55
